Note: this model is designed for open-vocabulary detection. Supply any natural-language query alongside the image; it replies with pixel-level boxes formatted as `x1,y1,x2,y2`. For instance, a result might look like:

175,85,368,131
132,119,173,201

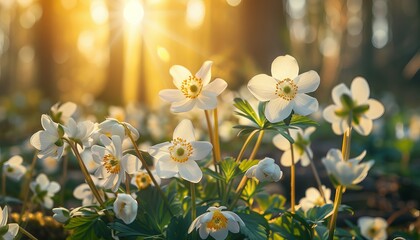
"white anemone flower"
30,114,66,160
92,135,142,192
323,77,385,136
2,155,27,181
245,157,283,182
322,149,374,187
358,216,388,240
113,193,138,224
298,186,333,212
0,206,19,240
30,173,61,209
50,101,78,124
131,169,161,190
273,126,316,167
159,61,228,112
248,55,320,123
149,119,212,183
73,176,105,206
52,207,70,223
96,118,140,141
64,118,95,149
188,206,245,240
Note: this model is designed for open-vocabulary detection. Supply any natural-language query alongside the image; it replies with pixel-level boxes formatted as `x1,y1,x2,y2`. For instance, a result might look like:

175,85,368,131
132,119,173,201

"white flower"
0,206,19,240
73,177,105,206
2,155,26,181
273,126,316,167
81,149,101,174
64,118,95,149
245,157,283,182
52,207,70,223
159,61,228,112
322,149,374,187
298,186,333,212
358,216,388,240
92,135,142,192
30,173,61,209
323,77,384,136
131,169,161,190
247,55,320,123
113,193,138,224
41,156,60,174
50,101,78,124
149,119,212,183
188,206,245,240
30,114,66,160
96,118,140,141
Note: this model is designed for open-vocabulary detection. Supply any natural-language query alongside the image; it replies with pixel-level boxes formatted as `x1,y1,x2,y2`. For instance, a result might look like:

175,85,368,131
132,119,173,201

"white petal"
41,114,58,133
170,65,192,89
188,213,205,233
303,126,316,138
296,70,320,93
322,105,341,123
272,134,291,151
365,99,384,119
245,165,257,178
247,74,278,101
300,150,311,167
190,141,212,161
196,92,217,110
271,55,299,81
48,182,61,194
351,77,370,104
121,154,142,174
305,187,321,201
196,61,213,86
332,120,349,135
293,94,318,116
43,197,54,209
37,173,50,188
6,223,19,238
173,119,196,142
0,207,8,226
265,98,293,123
332,84,351,107
148,142,171,159
178,160,202,183
156,155,178,179
227,219,240,233
159,89,185,103
30,131,56,150
199,225,210,239
170,98,196,113
73,184,91,199
210,228,229,240
280,149,294,167
203,78,227,95
8,155,23,166
354,117,373,136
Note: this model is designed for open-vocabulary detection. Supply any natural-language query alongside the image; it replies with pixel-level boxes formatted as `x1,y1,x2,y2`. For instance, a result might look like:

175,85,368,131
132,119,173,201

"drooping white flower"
188,206,245,240
96,118,140,141
2,155,26,181
113,193,138,224
159,61,228,112
247,55,320,123
64,118,95,149
52,207,70,223
92,135,142,192
273,126,316,167
245,157,283,182
50,101,78,124
73,176,105,206
149,119,212,183
298,186,333,212
322,149,374,187
30,114,66,160
358,216,388,240
323,77,384,136
0,206,19,240
30,173,61,209
131,169,161,190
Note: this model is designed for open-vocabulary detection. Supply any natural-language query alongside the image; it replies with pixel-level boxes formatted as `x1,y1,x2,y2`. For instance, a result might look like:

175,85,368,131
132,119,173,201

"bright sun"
123,0,144,26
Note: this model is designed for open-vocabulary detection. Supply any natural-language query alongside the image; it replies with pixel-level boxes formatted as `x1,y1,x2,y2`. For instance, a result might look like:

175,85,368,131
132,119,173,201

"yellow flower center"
135,172,152,189
103,154,120,174
275,78,298,101
181,76,203,99
169,137,193,163
206,210,228,231
368,225,380,237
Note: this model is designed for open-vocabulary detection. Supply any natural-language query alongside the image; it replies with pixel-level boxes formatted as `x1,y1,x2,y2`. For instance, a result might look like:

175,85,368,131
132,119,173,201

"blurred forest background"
0,0,419,234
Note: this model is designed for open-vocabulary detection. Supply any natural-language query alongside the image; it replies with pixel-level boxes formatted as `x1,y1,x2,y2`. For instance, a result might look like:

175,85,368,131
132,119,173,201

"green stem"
249,130,265,160
19,151,38,225
213,108,222,162
124,126,174,217
19,226,38,240
204,110,222,198
190,182,196,220
235,130,258,163
287,129,296,213
59,152,69,205
304,148,327,203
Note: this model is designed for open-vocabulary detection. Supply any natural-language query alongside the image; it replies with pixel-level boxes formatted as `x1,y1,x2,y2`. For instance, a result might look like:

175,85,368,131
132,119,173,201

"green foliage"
220,157,242,183
270,210,313,239
305,204,334,225
254,193,286,214
229,210,270,240
238,159,259,173
64,211,112,240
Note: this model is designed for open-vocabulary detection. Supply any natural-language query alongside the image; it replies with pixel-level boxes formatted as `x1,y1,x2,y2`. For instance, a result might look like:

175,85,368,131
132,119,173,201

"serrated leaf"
234,210,270,240
254,193,286,215
238,159,259,172
220,157,241,183
233,98,262,127
271,210,313,239
203,168,224,181
242,179,264,201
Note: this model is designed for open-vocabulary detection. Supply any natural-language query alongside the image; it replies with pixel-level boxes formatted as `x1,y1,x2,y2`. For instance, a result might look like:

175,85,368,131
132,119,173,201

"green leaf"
203,168,224,181
271,210,313,239
108,220,163,239
65,214,105,240
254,193,286,214
238,159,259,173
338,204,354,215
306,204,334,224
242,179,264,201
233,98,262,127
234,210,270,240
269,114,319,130
220,157,241,183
